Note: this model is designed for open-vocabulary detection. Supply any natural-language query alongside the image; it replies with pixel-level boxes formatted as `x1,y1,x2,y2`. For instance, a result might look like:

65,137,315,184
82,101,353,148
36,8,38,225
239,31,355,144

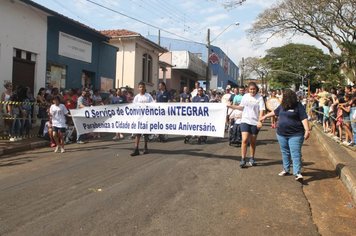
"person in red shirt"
63,89,78,110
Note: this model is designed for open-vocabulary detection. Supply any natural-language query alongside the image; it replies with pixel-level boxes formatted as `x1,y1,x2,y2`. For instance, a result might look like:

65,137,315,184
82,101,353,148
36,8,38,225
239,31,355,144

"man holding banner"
130,82,154,156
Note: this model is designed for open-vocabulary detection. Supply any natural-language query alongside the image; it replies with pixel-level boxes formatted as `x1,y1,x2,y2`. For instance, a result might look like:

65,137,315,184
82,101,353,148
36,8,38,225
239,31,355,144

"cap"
226,85,231,90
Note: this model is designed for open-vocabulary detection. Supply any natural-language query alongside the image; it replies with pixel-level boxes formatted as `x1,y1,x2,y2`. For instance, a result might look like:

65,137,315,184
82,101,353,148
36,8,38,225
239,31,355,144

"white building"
0,0,48,94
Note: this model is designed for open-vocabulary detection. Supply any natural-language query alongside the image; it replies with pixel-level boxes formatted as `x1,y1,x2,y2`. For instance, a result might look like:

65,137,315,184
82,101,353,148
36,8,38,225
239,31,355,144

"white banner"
70,103,227,137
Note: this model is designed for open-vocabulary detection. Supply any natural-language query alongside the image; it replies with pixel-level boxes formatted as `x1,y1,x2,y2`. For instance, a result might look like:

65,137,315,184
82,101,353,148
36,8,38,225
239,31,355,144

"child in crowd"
323,100,331,132
336,100,344,142
43,120,55,147
49,95,69,153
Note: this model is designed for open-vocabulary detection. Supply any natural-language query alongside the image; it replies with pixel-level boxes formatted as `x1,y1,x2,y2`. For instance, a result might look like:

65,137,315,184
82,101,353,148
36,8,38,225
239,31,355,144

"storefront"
46,17,117,92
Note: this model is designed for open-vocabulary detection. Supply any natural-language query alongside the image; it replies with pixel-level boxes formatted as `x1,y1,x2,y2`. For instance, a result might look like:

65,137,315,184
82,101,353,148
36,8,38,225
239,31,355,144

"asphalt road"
0,126,355,235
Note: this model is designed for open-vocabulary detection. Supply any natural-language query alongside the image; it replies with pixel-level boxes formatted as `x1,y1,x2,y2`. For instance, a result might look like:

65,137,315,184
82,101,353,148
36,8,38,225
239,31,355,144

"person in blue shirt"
180,86,192,102
192,87,209,103
260,89,311,182
155,82,171,142
156,82,171,102
190,87,209,144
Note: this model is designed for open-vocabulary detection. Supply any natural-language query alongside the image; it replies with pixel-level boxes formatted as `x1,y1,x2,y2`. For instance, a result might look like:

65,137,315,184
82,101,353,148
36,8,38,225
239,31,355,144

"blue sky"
32,0,323,65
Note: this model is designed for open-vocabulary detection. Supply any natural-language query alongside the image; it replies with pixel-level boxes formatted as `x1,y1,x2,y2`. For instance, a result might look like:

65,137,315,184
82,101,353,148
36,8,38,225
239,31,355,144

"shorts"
53,126,66,133
323,116,329,123
343,116,350,123
239,123,260,135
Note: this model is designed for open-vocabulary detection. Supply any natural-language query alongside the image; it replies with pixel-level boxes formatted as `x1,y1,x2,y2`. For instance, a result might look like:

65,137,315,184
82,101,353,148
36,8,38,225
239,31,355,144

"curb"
0,140,49,157
312,124,356,203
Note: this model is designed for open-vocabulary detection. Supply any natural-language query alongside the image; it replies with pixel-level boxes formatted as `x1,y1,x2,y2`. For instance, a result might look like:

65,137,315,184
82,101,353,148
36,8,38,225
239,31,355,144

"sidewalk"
311,123,356,203
0,124,48,156
0,123,355,202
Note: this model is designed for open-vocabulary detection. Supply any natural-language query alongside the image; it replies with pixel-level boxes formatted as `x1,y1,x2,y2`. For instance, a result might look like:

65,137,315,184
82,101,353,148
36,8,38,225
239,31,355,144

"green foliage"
263,43,341,89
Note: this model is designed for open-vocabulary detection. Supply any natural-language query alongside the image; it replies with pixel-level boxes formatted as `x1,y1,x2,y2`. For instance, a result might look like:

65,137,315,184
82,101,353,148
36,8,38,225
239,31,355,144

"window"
142,53,153,83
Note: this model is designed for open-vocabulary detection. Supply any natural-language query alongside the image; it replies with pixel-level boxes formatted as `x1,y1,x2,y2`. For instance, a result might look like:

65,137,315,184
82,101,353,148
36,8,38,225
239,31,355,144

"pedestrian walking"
49,95,69,153
228,82,265,168
260,89,311,181
130,82,154,156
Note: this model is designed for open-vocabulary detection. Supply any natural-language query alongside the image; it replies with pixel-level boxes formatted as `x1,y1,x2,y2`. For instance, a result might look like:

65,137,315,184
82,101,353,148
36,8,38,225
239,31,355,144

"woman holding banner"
228,82,265,168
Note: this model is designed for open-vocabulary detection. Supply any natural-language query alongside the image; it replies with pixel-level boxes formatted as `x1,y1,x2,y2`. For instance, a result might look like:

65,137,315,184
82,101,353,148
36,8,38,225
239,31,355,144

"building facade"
159,51,206,93
101,30,167,93
0,0,117,96
0,0,48,94
147,35,240,90
46,17,117,92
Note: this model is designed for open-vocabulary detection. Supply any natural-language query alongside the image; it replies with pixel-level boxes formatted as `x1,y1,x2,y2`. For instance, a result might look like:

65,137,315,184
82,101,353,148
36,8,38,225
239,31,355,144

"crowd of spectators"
0,81,355,149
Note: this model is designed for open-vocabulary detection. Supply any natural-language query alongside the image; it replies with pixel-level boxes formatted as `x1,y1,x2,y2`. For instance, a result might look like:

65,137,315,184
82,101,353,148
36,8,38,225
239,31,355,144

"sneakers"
9,137,17,142
54,146,59,153
119,134,124,139
342,141,353,146
61,147,65,153
239,159,246,168
77,140,85,144
248,158,257,166
130,149,140,156
112,135,119,140
278,170,290,176
295,174,303,181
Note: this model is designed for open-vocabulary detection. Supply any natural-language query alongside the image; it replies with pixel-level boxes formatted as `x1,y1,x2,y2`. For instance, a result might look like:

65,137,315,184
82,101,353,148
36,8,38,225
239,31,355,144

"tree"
248,0,356,81
241,57,268,85
263,43,343,90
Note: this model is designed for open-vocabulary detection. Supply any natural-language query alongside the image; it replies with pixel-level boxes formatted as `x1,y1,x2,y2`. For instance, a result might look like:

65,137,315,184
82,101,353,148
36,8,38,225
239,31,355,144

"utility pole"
240,57,245,87
205,28,211,91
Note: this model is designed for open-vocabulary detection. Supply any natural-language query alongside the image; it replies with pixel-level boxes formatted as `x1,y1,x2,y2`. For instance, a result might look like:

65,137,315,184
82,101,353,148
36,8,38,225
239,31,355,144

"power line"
131,0,185,26
85,0,203,44
52,0,100,29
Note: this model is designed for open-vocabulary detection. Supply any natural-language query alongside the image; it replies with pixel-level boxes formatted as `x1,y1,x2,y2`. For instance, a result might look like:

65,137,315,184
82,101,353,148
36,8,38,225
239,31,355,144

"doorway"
12,58,35,93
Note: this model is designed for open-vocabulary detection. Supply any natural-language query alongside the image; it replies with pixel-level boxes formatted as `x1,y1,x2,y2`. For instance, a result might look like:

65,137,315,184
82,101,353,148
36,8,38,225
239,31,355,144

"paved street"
0,125,355,236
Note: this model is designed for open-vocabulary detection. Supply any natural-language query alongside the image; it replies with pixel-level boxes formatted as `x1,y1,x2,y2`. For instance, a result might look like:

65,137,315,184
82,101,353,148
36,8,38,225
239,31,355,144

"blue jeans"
276,134,304,175
350,107,356,144
10,114,21,137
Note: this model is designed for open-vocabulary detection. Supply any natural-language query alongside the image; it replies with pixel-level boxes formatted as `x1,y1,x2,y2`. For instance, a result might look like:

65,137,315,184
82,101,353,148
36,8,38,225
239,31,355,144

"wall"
135,41,160,93
147,35,239,90
114,40,136,89
0,0,47,93
47,17,116,90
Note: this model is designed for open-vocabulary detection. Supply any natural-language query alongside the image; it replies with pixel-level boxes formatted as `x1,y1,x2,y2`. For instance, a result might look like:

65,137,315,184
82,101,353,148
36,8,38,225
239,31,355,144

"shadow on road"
302,165,340,185
0,156,33,167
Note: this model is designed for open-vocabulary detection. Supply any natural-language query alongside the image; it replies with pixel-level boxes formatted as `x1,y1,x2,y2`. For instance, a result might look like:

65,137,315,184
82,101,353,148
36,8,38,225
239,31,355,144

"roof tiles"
100,29,140,38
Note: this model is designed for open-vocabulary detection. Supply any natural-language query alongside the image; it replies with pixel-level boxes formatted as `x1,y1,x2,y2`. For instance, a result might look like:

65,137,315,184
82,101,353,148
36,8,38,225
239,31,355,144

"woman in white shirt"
228,82,265,168
49,95,69,153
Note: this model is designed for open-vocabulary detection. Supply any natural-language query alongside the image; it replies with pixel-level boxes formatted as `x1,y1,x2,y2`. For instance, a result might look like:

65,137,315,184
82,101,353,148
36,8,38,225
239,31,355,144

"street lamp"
210,22,240,43
206,22,239,90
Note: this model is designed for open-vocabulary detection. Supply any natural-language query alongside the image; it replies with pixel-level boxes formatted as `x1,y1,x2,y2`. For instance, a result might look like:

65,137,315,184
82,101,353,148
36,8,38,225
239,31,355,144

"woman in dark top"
260,89,311,181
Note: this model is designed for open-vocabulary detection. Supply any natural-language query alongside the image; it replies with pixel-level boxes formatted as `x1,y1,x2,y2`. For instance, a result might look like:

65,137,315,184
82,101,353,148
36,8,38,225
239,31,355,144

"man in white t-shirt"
190,81,200,99
221,85,233,131
131,82,154,156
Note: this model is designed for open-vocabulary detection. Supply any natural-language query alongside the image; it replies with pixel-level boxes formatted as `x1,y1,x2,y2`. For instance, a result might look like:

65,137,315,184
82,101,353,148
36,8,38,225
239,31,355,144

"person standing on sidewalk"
49,95,69,153
76,89,92,144
130,82,154,156
228,82,265,168
260,89,311,181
